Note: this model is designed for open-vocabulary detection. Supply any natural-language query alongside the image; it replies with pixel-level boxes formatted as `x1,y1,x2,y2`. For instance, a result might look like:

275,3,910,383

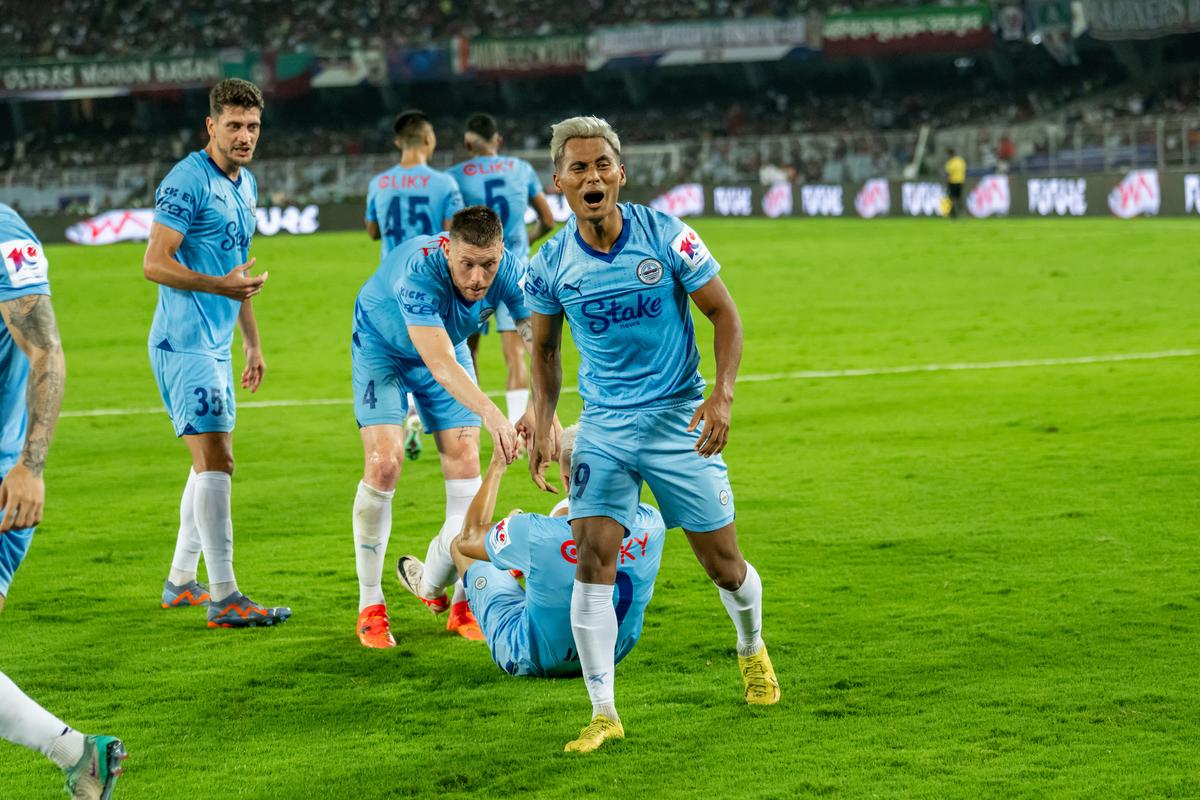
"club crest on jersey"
1,238,49,287
479,306,495,323
636,258,663,285
671,225,710,270
489,518,511,553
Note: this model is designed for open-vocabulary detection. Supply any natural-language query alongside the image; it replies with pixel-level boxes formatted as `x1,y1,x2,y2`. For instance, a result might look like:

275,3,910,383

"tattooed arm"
0,294,65,532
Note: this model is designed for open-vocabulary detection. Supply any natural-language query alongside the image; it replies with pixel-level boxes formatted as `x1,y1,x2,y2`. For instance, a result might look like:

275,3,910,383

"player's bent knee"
363,451,403,490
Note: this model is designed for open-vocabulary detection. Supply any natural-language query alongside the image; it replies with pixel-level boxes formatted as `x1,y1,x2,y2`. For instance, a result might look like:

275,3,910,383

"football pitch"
1,218,1197,798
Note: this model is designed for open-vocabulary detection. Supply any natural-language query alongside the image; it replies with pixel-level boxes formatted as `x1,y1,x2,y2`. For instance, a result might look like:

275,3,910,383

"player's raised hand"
218,258,268,301
484,409,519,465
688,391,732,458
242,345,266,393
0,462,44,534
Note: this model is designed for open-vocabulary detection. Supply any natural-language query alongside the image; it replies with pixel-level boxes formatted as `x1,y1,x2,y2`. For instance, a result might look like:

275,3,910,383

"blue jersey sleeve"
153,162,206,236
0,234,51,301
525,162,543,201
442,177,464,224
523,243,561,315
497,253,530,321
397,256,446,329
663,217,721,294
485,514,531,573
365,179,379,223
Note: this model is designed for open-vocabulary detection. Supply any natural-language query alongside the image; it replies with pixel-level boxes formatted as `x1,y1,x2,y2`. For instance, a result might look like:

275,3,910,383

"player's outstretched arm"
687,276,743,458
0,294,65,532
528,311,564,492
407,324,518,462
237,300,266,393
457,448,509,561
143,222,267,300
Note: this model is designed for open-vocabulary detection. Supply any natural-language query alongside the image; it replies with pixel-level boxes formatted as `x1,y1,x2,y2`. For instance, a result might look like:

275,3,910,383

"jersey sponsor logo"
462,160,515,177
618,533,651,565
671,225,710,269
419,234,451,257
489,518,512,553
1,238,48,287
378,174,431,190
635,258,663,285
560,540,578,564
580,294,663,334
525,273,551,298
220,220,251,252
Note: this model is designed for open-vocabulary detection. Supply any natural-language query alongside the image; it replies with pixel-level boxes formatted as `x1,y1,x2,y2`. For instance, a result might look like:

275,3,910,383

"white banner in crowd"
968,175,1011,218
800,184,843,217
1028,178,1087,216
652,183,706,217
1108,169,1160,218
587,17,811,70
855,179,890,218
762,182,793,218
712,186,752,216
66,206,321,244
1186,174,1200,214
901,182,946,217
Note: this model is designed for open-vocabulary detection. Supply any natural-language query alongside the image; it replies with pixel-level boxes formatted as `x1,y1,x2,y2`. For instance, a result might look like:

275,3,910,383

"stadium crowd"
7,0,987,57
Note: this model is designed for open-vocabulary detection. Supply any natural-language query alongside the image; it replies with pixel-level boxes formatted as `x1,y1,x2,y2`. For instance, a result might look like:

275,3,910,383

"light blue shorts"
149,347,236,437
463,561,538,677
0,522,35,597
351,330,480,431
569,398,735,532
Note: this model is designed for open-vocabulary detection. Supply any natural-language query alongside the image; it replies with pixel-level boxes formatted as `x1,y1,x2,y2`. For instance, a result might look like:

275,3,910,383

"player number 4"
363,380,377,410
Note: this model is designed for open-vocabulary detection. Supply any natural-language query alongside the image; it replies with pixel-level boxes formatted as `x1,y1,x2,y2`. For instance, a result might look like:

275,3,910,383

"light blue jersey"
149,151,257,358
353,233,529,361
365,165,464,258
0,203,51,594
467,504,665,677
525,203,720,410
446,156,543,264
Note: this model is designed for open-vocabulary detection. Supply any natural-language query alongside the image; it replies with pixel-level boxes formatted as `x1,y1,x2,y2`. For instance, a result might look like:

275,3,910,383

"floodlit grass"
1,219,1197,798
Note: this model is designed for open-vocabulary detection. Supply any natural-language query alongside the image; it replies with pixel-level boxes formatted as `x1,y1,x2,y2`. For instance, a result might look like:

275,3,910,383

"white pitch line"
59,348,1200,420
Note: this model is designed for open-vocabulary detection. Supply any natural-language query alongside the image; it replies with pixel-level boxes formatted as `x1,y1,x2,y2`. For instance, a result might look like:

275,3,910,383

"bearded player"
0,203,126,797
524,117,779,753
143,78,290,628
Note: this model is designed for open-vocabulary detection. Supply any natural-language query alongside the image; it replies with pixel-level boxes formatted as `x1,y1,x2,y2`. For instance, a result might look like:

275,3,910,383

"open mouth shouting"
582,190,605,210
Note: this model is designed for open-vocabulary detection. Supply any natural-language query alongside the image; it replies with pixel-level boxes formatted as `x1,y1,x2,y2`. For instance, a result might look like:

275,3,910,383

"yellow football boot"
739,644,781,705
564,714,624,753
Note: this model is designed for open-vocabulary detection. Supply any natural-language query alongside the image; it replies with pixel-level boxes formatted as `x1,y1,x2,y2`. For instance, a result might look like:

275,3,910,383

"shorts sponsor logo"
1027,178,1087,216
636,258,663,285
1109,169,1160,218
489,518,511,553
855,179,890,219
719,489,730,506
474,576,487,590
968,175,1011,218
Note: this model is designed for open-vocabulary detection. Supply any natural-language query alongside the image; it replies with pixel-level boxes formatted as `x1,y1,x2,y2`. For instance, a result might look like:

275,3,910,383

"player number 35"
193,386,225,416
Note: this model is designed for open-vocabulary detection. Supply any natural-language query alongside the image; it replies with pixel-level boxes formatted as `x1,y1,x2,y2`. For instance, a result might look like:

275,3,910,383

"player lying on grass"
397,425,664,694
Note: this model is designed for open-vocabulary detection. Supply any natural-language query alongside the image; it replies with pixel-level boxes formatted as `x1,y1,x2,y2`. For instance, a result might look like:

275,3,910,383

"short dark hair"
465,112,499,141
393,110,431,147
209,79,264,119
449,206,503,248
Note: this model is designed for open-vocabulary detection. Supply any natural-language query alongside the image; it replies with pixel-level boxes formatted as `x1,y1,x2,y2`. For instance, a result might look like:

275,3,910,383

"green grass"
1,219,1198,798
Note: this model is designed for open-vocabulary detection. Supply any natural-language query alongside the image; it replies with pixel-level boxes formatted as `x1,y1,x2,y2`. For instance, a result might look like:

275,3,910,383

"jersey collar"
204,152,243,188
573,212,630,263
